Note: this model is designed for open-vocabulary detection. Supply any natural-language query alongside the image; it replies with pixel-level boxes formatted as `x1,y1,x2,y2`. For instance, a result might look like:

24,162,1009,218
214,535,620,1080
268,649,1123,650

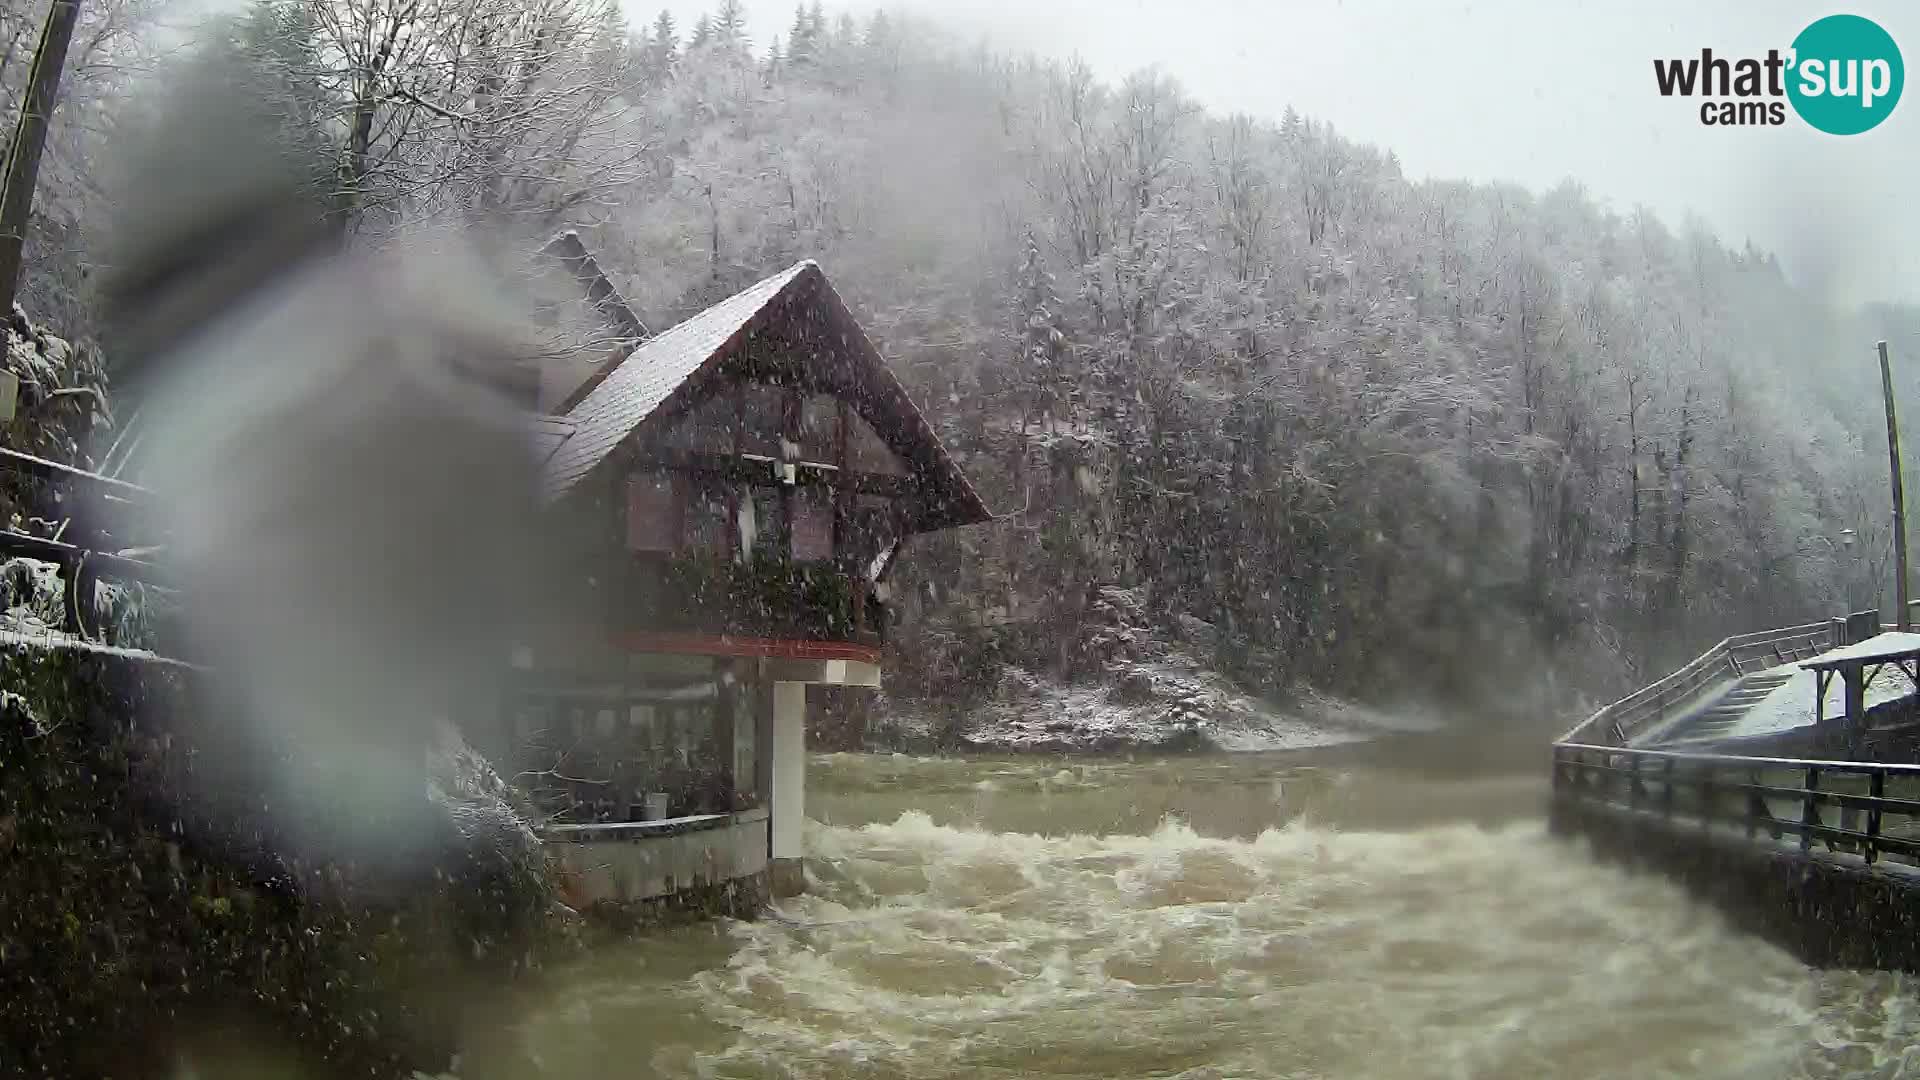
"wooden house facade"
490,258,989,903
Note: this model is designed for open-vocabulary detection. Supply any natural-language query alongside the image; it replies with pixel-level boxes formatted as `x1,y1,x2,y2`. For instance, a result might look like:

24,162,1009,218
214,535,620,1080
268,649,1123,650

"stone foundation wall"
546,809,771,909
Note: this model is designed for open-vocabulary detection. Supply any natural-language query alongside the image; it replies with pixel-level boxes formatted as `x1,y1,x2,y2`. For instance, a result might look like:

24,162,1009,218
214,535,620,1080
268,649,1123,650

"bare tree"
0,0,80,315
299,0,647,234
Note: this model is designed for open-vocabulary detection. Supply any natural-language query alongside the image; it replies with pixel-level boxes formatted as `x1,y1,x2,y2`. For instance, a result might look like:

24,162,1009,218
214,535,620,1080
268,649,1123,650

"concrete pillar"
770,680,807,896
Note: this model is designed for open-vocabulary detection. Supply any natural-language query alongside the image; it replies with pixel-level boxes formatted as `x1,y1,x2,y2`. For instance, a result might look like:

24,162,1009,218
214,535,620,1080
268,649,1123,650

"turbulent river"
485,745,1920,1079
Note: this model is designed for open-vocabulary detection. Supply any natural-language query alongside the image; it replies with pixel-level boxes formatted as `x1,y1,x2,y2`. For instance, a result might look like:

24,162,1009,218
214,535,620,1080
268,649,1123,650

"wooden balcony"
605,552,886,651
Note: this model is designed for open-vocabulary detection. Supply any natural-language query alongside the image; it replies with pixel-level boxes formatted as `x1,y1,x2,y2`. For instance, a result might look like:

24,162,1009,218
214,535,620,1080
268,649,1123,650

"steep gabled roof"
542,262,809,494
538,261,992,533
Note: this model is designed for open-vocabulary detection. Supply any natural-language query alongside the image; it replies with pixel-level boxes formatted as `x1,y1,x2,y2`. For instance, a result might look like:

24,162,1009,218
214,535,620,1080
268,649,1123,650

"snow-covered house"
490,257,990,906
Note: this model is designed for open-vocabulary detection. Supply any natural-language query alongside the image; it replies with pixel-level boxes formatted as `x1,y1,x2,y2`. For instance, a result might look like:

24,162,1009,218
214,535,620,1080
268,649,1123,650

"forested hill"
14,0,1920,717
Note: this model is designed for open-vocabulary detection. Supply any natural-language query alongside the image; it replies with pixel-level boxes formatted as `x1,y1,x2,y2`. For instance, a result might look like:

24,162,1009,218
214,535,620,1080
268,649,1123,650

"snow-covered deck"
1695,634,1920,742
1800,631,1920,671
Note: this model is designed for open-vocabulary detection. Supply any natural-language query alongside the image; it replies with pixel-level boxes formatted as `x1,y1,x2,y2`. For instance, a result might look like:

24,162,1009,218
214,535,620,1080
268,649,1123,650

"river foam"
495,753,1920,1079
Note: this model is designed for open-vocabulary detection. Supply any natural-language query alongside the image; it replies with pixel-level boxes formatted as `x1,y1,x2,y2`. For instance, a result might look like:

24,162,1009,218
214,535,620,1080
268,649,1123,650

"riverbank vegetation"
0,636,571,1075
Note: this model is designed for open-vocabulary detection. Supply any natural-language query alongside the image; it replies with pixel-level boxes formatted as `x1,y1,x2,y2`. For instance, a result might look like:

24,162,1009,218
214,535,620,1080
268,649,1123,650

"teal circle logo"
1788,14,1903,135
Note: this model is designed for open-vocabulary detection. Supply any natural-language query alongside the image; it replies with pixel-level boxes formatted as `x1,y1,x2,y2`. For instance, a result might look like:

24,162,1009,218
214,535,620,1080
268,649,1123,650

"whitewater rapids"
486,752,1920,1079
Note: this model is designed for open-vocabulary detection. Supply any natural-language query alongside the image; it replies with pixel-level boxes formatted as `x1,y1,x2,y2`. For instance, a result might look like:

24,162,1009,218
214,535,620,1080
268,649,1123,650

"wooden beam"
540,231,648,341
0,446,153,504
727,383,743,561
611,631,882,663
0,529,171,587
833,398,849,564
642,448,916,499
780,383,799,556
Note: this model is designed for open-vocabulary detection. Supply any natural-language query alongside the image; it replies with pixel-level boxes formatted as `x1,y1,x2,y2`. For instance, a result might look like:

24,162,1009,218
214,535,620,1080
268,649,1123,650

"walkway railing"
1553,742,1920,868
1558,621,1839,747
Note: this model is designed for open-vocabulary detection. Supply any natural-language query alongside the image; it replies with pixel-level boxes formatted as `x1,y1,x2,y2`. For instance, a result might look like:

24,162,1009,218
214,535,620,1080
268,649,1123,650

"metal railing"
1558,621,1840,747
1554,742,1920,868
1553,614,1920,878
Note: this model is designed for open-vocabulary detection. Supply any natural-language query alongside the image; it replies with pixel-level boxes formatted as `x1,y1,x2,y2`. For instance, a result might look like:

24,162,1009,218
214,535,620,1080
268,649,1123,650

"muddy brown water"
478,742,1920,1079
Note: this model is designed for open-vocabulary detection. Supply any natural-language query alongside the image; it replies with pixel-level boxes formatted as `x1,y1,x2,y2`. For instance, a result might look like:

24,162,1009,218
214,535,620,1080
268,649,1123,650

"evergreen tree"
788,4,815,65
714,0,748,49
1019,230,1069,427
689,12,712,48
651,9,678,69
1010,232,1106,677
865,9,892,49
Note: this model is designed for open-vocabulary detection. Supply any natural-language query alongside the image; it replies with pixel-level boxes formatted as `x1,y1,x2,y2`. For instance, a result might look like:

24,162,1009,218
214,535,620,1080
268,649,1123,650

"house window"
684,478,731,552
792,485,834,562
675,706,699,760
627,471,680,551
801,394,840,462
738,483,787,560
742,383,785,457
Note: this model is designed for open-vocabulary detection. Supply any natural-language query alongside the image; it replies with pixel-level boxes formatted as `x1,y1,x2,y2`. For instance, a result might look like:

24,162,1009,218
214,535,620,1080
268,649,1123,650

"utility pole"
1881,340,1909,631
0,0,83,317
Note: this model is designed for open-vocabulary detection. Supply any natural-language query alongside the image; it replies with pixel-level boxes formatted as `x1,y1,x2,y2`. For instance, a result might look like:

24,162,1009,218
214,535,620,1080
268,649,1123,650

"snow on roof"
1800,631,1920,670
540,261,814,498
533,260,992,531
1713,661,1916,741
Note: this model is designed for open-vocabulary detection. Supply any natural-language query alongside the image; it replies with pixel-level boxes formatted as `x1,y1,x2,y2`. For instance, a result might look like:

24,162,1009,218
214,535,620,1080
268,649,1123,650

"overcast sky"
645,0,1920,306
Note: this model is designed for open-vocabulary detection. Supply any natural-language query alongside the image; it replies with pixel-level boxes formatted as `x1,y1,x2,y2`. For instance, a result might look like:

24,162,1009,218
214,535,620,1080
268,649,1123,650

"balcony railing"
607,551,885,646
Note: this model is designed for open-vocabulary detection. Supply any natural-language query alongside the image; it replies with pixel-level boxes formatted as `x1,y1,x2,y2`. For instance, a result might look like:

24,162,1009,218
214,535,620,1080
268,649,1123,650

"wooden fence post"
1803,767,1821,851
1868,770,1885,865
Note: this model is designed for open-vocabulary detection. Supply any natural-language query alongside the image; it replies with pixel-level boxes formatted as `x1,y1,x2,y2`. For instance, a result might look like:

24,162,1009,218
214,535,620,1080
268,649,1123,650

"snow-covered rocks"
879,657,1421,755
1,304,110,477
